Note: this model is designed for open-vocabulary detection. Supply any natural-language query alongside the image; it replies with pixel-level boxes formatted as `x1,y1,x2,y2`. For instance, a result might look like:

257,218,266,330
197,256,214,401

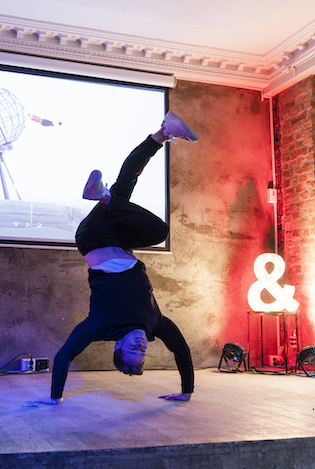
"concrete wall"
0,80,274,372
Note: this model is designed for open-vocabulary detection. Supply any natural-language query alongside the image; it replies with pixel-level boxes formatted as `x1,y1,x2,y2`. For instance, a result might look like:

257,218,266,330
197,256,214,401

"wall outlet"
20,358,35,372
20,358,50,372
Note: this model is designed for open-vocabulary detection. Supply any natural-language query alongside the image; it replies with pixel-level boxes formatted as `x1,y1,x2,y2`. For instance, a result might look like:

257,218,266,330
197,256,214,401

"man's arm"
156,316,194,400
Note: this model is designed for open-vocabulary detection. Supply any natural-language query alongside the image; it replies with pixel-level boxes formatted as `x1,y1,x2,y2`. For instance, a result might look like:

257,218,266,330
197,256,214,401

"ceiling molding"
0,14,315,96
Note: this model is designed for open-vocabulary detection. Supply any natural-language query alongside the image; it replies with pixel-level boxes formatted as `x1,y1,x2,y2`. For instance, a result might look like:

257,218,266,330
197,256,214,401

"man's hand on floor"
159,393,192,401
33,397,64,405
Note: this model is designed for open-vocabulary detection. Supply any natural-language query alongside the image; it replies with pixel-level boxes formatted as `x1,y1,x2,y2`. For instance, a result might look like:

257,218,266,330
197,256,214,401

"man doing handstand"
36,111,198,405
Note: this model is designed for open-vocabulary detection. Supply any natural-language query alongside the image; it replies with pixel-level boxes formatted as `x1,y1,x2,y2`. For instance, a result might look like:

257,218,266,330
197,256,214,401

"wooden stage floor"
1,368,315,468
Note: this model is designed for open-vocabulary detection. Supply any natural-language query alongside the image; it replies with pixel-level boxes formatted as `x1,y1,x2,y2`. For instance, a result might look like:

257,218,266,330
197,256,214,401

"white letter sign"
247,253,300,313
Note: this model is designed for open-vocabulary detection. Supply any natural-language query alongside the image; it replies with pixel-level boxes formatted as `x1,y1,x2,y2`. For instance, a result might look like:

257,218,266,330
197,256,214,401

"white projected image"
0,68,166,248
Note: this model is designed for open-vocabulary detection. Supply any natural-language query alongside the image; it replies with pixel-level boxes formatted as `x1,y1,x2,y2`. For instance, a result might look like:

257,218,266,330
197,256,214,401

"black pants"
75,136,169,255
51,136,169,399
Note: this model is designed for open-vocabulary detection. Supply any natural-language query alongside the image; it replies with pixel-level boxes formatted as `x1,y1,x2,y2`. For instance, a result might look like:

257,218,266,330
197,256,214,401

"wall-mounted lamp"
267,181,277,204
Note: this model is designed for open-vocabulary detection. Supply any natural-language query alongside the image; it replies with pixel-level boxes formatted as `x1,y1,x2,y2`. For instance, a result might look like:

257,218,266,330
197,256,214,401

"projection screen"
0,64,169,250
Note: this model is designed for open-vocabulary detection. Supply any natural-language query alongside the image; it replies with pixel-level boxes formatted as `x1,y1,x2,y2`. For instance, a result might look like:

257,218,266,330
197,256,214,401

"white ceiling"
1,0,314,54
1,0,315,95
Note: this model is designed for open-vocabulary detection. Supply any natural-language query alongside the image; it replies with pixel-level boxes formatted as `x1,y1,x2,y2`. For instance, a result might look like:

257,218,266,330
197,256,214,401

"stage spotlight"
295,345,315,376
218,342,247,373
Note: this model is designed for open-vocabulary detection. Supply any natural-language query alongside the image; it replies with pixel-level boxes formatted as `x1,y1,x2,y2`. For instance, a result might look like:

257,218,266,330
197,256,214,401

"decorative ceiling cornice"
0,14,315,97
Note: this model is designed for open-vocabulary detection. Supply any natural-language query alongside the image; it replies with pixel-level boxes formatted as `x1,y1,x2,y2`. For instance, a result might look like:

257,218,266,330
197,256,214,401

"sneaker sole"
83,170,102,199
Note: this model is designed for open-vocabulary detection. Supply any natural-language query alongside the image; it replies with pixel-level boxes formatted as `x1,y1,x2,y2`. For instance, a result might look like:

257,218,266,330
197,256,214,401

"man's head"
113,329,148,376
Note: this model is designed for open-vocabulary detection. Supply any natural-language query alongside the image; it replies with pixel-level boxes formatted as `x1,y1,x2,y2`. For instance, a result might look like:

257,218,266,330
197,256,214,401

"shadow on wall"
220,177,275,353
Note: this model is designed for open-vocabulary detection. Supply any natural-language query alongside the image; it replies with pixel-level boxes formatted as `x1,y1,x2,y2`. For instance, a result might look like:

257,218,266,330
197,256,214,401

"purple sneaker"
82,170,111,204
162,111,199,144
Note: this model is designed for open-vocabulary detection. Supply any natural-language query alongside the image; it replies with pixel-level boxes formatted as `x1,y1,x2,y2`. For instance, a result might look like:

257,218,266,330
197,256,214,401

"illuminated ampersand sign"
247,253,300,313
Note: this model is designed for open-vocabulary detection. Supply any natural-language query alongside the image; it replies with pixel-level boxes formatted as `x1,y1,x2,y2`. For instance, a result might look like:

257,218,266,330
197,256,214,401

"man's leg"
76,135,166,253
110,135,163,201
88,109,199,203
77,112,199,252
107,135,169,248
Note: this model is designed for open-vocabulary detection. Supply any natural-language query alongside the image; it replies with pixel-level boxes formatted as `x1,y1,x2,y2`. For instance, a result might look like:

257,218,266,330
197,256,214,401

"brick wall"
273,76,315,346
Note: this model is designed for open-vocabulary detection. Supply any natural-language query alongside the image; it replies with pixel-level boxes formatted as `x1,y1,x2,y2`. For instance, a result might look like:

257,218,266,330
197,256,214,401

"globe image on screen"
0,88,26,151
0,83,82,242
0,88,26,200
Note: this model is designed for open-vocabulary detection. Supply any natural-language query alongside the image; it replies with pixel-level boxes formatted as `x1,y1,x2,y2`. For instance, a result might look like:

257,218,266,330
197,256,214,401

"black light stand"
218,342,247,373
295,345,315,377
